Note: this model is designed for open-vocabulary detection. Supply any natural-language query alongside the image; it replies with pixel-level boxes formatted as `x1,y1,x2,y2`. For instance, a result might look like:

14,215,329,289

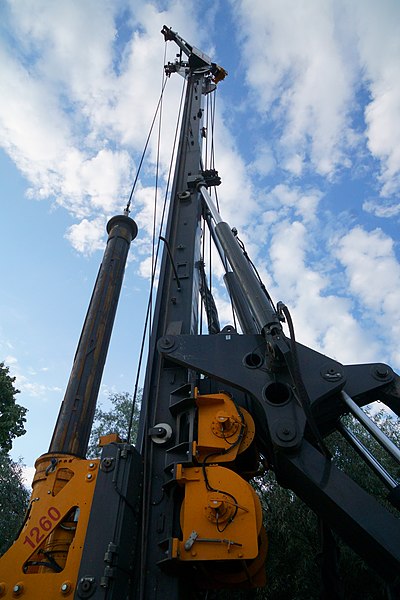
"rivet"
13,583,23,595
61,582,71,594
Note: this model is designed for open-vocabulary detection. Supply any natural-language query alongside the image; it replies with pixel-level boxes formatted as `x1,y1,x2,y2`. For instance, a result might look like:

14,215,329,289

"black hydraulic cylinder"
49,214,138,457
224,271,259,334
215,221,280,332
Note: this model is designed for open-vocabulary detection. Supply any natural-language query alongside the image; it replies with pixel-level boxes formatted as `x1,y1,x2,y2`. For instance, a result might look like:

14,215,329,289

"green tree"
0,362,29,556
0,451,30,556
0,362,27,452
88,391,140,457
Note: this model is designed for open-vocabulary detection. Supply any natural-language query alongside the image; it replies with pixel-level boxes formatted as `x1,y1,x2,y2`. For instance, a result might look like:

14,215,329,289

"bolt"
276,421,296,442
13,584,23,595
86,473,93,480
375,365,389,379
321,365,342,382
89,463,95,469
60,582,71,594
161,336,173,349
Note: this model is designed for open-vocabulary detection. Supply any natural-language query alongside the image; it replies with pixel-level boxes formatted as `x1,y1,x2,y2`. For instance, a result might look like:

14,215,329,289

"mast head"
161,25,227,83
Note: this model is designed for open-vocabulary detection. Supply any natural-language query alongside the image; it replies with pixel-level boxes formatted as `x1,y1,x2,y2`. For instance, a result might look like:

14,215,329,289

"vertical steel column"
49,215,137,457
136,70,207,599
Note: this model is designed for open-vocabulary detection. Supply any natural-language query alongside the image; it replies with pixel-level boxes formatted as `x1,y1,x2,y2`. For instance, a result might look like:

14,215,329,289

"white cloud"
208,106,258,227
3,354,62,398
335,226,400,367
264,183,322,224
248,142,276,177
231,0,356,178
138,255,154,280
0,41,72,176
231,0,400,197
267,220,381,364
336,227,400,311
65,217,107,254
350,0,400,197
21,381,62,397
4,354,18,366
363,198,400,219
7,0,118,109
0,16,132,221
0,0,204,244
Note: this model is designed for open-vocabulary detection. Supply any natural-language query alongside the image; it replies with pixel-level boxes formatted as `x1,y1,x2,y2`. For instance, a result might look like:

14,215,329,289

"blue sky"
1,0,399,482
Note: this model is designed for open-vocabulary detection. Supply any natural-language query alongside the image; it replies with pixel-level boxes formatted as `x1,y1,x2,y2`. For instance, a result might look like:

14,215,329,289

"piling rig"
1,25,399,600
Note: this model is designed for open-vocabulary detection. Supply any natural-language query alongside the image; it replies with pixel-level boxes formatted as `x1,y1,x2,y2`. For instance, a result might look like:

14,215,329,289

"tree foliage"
0,362,29,556
0,362,27,452
87,391,140,457
0,451,30,556
254,407,399,600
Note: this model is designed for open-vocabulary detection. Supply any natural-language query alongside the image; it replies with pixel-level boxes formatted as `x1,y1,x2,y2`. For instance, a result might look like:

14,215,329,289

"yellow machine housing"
174,464,261,562
0,454,98,598
169,391,267,589
194,391,256,463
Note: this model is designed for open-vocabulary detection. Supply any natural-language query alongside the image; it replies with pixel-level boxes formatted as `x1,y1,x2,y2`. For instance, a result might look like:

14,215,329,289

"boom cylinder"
215,221,280,332
199,185,280,332
49,214,138,457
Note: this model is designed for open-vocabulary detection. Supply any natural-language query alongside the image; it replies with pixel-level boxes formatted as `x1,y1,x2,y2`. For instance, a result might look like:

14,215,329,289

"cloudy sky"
1,0,399,479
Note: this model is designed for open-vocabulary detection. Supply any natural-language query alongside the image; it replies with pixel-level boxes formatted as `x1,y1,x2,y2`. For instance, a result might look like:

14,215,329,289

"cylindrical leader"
49,215,138,457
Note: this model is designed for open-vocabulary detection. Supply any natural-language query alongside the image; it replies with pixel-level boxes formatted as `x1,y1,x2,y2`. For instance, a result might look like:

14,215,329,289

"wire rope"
150,42,168,332
124,67,168,215
135,65,186,600
200,217,206,334
203,86,239,329
127,75,187,443
205,92,209,169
